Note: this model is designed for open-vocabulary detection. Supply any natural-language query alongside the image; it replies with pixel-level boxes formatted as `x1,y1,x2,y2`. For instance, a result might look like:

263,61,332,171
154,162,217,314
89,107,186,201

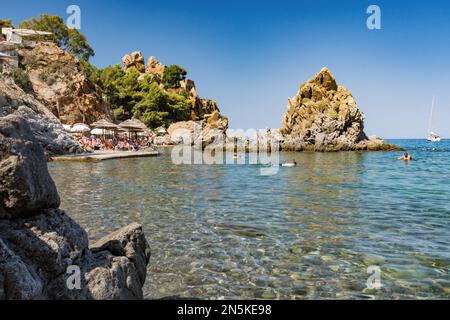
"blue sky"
2,0,450,138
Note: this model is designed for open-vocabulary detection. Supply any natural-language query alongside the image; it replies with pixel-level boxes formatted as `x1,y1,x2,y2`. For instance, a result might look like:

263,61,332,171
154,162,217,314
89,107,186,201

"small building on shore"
1,28,52,45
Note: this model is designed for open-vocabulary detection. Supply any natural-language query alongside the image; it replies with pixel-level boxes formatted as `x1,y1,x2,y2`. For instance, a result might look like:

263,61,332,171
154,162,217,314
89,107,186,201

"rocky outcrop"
0,114,150,300
145,56,165,79
122,51,145,73
0,114,60,218
121,51,228,129
18,42,112,124
280,68,401,151
167,111,228,149
0,77,81,155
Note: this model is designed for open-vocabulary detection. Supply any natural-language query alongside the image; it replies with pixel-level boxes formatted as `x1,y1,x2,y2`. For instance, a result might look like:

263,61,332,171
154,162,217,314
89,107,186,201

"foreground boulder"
280,67,401,151
0,115,150,299
0,115,60,218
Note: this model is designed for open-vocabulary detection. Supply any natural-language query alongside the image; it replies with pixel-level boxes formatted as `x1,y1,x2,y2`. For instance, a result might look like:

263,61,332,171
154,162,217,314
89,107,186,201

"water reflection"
49,144,450,299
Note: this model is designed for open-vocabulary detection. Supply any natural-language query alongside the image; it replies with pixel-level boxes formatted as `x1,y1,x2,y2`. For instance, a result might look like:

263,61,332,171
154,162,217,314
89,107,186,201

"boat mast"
428,96,435,134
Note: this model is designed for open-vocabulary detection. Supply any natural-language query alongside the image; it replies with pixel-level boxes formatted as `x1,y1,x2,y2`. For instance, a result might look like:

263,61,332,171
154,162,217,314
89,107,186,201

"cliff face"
0,114,150,299
18,42,112,124
280,68,400,151
0,77,81,156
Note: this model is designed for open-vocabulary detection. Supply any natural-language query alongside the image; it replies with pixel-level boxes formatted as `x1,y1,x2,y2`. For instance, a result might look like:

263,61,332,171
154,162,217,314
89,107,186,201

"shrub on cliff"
0,19,13,36
18,14,94,61
99,65,141,121
98,65,191,127
133,77,191,127
162,65,187,89
12,68,33,93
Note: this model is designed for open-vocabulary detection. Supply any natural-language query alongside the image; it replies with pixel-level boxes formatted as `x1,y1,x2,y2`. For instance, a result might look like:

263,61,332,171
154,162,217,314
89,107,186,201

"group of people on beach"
75,135,154,153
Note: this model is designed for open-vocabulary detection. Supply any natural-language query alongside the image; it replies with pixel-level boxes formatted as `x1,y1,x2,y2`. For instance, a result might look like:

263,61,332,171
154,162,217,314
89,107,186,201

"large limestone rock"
0,115,151,299
18,42,112,124
280,68,401,151
145,56,165,79
122,51,145,73
0,75,81,155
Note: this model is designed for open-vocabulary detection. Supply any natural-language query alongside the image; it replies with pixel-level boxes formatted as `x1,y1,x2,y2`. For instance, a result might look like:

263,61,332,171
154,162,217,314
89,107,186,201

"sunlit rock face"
280,67,400,151
18,42,112,125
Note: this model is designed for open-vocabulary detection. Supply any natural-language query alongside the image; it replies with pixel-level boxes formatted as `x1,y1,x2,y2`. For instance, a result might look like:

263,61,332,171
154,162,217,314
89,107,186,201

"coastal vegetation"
97,64,192,127
18,14,94,61
6,14,196,129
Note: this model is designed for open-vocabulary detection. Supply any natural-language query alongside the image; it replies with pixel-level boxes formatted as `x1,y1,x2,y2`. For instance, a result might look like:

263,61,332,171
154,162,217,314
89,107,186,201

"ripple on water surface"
49,140,450,299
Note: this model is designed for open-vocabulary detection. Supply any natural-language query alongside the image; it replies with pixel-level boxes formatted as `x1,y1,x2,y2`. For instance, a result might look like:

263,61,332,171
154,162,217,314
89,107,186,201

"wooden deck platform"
51,150,159,162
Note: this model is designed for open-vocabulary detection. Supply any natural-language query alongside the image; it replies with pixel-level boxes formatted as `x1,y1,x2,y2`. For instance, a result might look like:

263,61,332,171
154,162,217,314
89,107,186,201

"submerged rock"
280,68,402,151
0,115,150,299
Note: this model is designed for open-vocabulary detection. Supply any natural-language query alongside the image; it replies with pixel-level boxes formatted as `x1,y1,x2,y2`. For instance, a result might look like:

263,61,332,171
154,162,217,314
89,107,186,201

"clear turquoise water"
48,139,450,299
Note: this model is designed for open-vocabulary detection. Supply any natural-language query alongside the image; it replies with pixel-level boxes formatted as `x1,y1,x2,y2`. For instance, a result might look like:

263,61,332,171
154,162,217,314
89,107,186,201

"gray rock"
91,223,151,286
0,116,151,299
0,114,60,218
0,209,151,299
1,80,81,156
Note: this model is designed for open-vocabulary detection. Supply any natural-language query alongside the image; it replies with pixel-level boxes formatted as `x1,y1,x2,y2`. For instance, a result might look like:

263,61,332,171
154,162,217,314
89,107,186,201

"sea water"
49,139,450,299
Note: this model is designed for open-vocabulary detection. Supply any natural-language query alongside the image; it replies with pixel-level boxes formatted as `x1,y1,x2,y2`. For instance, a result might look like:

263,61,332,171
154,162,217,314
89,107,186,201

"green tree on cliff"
18,14,94,61
162,65,187,88
96,64,191,126
99,65,141,121
0,19,13,31
132,75,191,127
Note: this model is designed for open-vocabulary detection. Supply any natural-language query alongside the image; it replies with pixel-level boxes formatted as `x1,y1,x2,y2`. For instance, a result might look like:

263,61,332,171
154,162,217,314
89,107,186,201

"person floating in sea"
280,160,297,167
397,152,413,161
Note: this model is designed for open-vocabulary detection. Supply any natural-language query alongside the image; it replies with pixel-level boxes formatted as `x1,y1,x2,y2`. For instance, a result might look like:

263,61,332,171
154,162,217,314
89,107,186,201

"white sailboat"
427,96,441,142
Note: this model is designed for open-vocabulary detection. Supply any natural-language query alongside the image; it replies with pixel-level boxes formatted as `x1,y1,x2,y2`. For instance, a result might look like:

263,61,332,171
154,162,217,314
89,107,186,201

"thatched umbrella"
90,119,119,137
70,123,90,133
118,119,147,139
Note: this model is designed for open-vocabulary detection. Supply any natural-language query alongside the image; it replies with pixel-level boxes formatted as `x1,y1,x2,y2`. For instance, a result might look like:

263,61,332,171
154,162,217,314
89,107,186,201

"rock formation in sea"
122,51,228,146
280,67,401,151
0,114,150,299
18,42,112,124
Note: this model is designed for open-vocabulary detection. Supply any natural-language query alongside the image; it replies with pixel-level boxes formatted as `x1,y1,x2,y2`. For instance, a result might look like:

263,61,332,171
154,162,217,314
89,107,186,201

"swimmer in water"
397,152,412,161
280,160,297,167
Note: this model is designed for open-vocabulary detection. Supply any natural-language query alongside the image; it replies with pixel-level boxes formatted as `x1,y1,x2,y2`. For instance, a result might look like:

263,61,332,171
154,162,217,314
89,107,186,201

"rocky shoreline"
0,114,150,299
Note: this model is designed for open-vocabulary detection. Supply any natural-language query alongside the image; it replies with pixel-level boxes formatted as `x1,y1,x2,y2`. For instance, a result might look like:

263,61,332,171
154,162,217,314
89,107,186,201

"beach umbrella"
91,119,119,138
90,119,119,130
155,126,167,136
90,128,104,135
70,123,90,133
137,130,151,137
118,119,148,138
